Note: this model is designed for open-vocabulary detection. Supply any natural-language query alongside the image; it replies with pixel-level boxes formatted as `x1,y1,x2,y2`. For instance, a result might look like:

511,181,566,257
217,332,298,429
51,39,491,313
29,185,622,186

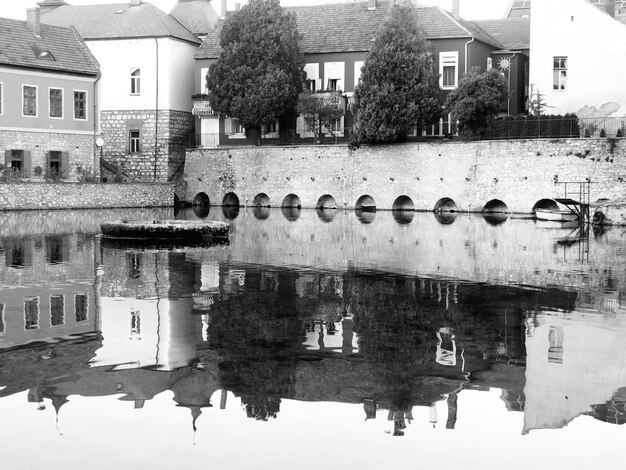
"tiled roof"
169,0,219,36
41,2,200,44
474,18,530,50
195,1,503,60
0,17,99,76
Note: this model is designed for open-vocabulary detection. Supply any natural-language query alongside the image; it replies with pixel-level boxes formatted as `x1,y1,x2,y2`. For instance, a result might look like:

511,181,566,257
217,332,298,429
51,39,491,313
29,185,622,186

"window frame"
553,56,568,91
49,87,64,119
22,84,38,117
130,67,141,96
73,90,87,120
0,303,5,335
129,129,141,153
50,294,65,327
24,296,40,331
75,293,89,322
439,52,459,90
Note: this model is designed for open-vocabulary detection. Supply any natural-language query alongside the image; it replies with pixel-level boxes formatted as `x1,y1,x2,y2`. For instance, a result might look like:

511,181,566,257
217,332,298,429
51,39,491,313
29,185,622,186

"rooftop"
474,18,530,51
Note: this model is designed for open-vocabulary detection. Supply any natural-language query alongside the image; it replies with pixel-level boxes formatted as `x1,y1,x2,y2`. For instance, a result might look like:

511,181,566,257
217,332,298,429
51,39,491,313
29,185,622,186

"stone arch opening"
434,197,458,212
282,194,301,208
222,192,240,207
253,206,271,220
193,206,210,218
355,195,376,212
356,209,376,224
193,192,210,207
253,193,271,207
316,207,336,223
483,213,509,226
316,194,337,209
532,198,559,212
392,195,414,212
434,212,458,225
393,211,414,225
483,199,509,213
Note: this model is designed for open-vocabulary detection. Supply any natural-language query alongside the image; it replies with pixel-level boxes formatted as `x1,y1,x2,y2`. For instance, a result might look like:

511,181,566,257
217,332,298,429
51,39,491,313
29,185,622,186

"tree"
353,3,442,143
207,0,306,144
445,67,509,138
296,90,343,143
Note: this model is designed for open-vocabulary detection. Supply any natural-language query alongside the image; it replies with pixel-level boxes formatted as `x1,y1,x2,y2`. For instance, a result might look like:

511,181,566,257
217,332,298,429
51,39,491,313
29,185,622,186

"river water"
1,207,625,469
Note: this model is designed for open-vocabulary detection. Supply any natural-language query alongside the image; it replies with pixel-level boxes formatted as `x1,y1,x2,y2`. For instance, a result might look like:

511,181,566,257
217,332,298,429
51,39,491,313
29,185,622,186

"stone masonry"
100,109,194,182
183,138,626,213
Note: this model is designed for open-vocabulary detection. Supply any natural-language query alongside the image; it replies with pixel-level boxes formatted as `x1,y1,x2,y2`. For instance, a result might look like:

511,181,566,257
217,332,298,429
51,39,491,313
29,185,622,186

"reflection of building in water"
0,234,97,349
94,249,201,371
523,293,626,433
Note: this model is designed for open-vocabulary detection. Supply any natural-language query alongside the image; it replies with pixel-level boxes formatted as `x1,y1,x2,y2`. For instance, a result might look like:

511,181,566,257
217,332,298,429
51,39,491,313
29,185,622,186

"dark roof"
41,2,200,44
169,0,219,36
474,18,530,50
195,1,503,60
0,17,99,76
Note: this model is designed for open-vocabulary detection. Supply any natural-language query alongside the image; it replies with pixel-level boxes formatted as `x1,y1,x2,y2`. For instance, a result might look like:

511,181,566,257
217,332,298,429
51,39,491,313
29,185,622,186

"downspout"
154,37,159,181
464,37,475,74
93,73,101,176
507,52,517,115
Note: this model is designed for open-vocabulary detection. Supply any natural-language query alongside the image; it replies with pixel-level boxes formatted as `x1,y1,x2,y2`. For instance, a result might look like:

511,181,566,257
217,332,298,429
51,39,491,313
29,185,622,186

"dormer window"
31,45,54,61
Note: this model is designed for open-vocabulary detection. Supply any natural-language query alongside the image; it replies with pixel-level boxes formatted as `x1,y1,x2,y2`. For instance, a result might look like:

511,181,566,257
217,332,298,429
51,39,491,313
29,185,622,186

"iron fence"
482,116,626,140
188,128,355,148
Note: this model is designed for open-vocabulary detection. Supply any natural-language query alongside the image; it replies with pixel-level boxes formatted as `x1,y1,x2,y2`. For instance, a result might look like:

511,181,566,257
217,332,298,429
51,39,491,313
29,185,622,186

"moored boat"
535,208,579,222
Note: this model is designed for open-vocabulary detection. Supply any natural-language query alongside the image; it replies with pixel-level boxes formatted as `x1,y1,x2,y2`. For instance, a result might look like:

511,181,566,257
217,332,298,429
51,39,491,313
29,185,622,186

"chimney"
130,0,142,6
368,0,376,10
26,8,41,36
604,0,616,18
221,0,227,18
451,0,460,18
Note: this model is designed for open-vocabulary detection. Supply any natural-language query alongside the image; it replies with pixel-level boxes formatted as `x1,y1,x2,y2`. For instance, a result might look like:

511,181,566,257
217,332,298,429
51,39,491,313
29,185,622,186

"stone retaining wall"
0,183,175,211
183,138,626,213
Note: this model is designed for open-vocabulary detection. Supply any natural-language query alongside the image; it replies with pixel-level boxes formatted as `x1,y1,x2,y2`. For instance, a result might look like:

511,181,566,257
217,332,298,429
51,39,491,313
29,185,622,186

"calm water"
1,207,625,470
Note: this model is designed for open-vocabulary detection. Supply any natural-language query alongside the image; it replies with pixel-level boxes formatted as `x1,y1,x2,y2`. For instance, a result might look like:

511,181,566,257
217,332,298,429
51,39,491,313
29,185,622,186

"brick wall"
183,138,626,213
0,183,175,211
0,130,97,181
100,109,194,181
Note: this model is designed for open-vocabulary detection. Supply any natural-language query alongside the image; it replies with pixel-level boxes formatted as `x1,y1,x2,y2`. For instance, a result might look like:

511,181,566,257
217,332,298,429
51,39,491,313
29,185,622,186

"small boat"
535,208,579,222
101,219,229,242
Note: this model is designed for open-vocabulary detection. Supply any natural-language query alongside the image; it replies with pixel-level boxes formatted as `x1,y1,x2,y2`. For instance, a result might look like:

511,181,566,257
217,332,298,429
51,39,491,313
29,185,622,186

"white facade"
530,0,626,117
87,37,198,114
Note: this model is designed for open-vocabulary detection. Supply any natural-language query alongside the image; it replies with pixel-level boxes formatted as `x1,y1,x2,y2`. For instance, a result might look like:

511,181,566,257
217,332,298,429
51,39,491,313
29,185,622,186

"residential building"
192,0,529,147
529,0,626,130
169,0,219,40
0,9,100,181
39,0,202,181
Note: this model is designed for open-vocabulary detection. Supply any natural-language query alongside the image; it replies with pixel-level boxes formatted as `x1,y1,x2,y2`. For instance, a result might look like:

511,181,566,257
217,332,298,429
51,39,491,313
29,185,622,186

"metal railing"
481,116,626,140
188,128,355,148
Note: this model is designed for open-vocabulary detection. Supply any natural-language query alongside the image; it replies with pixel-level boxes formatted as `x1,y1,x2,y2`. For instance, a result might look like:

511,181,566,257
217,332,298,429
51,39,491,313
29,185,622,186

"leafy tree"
445,67,509,138
353,3,442,143
207,0,306,144
296,90,343,143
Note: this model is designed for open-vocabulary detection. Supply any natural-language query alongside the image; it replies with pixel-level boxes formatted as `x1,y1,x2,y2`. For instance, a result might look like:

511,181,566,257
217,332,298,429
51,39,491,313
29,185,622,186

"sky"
0,0,510,21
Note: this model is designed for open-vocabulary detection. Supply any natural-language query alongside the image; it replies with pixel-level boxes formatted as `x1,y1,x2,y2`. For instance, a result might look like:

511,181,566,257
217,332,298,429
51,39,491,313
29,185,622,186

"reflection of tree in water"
207,268,304,420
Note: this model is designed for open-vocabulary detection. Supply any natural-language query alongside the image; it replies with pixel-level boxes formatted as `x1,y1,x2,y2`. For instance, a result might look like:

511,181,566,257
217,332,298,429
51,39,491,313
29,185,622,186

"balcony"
191,94,216,117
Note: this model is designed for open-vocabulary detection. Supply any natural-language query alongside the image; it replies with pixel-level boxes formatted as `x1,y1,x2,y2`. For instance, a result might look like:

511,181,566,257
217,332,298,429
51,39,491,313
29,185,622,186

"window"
24,296,39,330
354,61,364,86
226,118,246,138
200,67,209,94
129,130,141,153
304,63,321,93
306,79,317,92
553,56,567,91
74,91,86,119
130,308,141,339
10,149,23,172
323,62,344,92
75,294,88,322
262,121,279,136
130,68,141,95
327,79,339,92
23,85,37,116
48,151,61,174
49,88,63,118
0,304,4,334
0,82,3,115
46,235,68,264
439,52,459,89
548,326,564,364
50,295,65,326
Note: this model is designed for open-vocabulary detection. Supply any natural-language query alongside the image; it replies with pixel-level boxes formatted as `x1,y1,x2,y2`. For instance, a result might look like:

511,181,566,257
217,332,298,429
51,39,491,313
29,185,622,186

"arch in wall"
316,207,336,223
434,197,458,212
482,199,509,213
392,195,415,212
316,194,337,209
282,194,301,208
193,205,210,218
532,198,559,212
356,209,376,224
393,211,414,225
222,192,240,207
193,192,210,207
253,193,271,207
282,206,301,221
222,206,240,220
355,195,376,212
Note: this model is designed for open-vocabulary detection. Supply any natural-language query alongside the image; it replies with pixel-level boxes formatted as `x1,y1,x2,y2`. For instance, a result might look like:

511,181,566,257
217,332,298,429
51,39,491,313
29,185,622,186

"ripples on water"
0,207,625,469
